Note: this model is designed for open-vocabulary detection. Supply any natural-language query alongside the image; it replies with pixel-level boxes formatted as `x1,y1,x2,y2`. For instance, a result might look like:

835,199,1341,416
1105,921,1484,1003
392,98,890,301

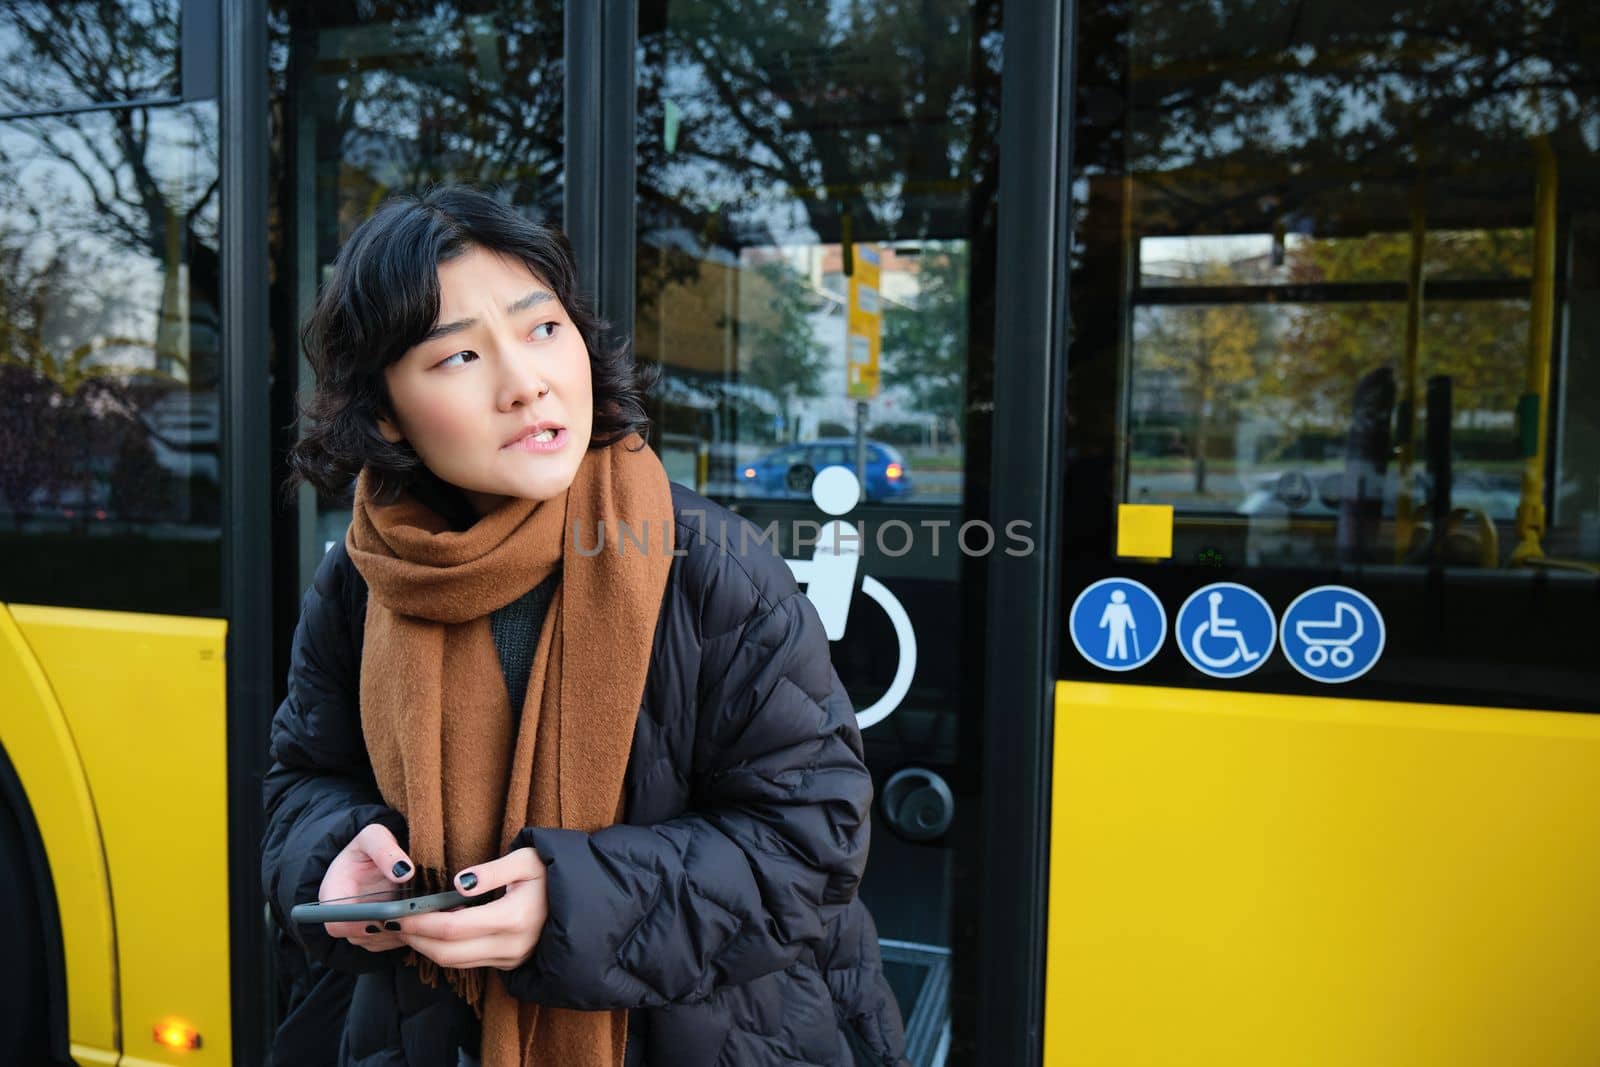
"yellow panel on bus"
0,605,119,1063
1045,680,1600,1066
11,606,231,1067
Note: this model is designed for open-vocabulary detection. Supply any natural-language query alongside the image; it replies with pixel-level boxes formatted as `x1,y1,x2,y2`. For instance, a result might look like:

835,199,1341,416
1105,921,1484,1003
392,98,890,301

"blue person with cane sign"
1070,577,1166,672
1099,589,1139,661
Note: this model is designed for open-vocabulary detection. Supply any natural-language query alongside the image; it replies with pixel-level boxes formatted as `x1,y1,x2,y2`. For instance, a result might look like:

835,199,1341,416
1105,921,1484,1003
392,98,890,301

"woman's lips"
503,426,567,453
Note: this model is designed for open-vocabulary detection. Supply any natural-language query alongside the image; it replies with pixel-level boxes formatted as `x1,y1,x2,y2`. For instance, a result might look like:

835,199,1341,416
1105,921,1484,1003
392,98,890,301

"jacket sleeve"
260,543,409,975
500,587,872,1010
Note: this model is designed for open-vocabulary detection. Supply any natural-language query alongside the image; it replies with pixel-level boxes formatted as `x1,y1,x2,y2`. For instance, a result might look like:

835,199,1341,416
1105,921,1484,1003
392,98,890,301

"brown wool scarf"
345,434,675,1067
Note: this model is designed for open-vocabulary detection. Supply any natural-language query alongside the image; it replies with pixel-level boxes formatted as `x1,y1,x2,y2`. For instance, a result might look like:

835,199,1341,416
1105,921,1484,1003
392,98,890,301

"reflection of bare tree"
1102,0,1599,238
636,0,1004,446
1071,0,1600,312
272,0,566,237
0,1,181,112
0,1,217,527
637,1,1001,271
0,1,219,384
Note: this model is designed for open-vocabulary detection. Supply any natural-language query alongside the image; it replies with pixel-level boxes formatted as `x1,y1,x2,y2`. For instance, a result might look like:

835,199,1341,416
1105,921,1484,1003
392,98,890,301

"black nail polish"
384,920,402,931
392,860,411,879
458,872,478,891
365,924,380,934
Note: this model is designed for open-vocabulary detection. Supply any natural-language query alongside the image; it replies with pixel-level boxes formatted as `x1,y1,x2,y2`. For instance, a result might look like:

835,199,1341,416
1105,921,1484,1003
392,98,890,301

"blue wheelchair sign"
1069,577,1166,672
1279,586,1385,683
1176,582,1276,679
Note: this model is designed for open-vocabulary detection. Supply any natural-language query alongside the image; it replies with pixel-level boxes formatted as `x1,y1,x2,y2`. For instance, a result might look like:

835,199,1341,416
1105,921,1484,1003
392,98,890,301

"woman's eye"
435,350,477,369
530,321,557,341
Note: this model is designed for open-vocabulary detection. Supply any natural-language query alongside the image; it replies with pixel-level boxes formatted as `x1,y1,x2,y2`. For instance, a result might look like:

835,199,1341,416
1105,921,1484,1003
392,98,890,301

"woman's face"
378,246,594,514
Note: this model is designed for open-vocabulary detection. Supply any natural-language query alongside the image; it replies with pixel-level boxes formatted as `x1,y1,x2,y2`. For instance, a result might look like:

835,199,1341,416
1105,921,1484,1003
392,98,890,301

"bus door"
268,5,1054,1065
1048,2,1600,1063
631,3,1023,1062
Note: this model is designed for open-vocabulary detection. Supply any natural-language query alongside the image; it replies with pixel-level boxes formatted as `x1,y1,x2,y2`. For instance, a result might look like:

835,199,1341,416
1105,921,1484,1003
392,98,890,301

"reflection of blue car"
740,438,913,501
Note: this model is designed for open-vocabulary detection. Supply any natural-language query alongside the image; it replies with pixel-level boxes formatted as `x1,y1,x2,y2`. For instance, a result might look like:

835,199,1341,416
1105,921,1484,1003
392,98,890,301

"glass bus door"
632,3,1008,1061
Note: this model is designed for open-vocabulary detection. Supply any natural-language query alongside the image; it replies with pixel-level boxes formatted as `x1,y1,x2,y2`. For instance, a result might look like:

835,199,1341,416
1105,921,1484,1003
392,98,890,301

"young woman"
260,185,908,1067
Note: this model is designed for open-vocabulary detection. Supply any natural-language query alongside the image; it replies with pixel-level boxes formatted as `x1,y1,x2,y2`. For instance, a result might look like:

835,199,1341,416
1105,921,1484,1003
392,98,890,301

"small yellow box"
1116,504,1174,559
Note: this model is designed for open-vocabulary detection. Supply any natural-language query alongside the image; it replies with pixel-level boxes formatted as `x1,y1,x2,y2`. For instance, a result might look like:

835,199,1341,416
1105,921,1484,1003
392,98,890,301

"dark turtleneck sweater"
488,568,561,711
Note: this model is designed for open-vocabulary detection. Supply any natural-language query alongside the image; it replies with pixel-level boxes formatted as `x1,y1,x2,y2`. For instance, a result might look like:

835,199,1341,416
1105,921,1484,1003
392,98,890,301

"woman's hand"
391,847,549,970
317,821,415,953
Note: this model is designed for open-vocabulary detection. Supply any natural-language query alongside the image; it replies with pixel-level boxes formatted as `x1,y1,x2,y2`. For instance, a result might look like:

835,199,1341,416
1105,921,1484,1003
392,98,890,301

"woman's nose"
496,349,550,410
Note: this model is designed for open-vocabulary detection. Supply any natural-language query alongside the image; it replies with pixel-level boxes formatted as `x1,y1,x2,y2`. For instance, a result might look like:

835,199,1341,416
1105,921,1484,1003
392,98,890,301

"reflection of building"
638,233,954,466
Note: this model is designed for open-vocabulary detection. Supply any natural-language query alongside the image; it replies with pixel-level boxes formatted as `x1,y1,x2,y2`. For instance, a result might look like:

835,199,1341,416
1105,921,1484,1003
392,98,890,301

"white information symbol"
784,466,917,731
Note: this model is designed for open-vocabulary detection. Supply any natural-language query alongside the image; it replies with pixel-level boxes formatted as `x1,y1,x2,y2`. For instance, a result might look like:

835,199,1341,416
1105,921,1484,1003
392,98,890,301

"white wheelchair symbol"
1188,590,1263,671
1293,600,1363,669
784,467,917,731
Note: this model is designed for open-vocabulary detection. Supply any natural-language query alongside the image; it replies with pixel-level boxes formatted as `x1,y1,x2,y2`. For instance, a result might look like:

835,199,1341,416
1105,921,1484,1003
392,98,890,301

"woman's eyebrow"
420,290,555,343
506,289,555,314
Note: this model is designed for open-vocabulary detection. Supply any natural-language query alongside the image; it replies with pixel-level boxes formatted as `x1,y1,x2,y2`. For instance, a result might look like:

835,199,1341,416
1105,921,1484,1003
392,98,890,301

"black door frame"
565,1,639,329
977,1,1075,1062
221,0,273,1062
572,2,1076,1062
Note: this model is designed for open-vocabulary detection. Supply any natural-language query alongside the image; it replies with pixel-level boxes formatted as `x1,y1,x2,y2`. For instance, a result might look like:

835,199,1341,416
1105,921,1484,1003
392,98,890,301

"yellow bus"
2,1,1597,1065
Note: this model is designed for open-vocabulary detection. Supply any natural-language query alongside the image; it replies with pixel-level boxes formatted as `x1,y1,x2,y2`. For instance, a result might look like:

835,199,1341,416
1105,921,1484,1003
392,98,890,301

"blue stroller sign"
1069,577,1167,672
1279,586,1386,683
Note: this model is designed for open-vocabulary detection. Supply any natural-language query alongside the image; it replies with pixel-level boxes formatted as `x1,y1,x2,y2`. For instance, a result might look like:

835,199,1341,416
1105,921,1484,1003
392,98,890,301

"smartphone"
290,883,483,924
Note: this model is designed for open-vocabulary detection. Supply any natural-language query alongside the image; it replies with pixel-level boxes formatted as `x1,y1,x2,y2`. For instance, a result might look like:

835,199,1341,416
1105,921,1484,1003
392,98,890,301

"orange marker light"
885,463,903,480
742,467,756,478
153,1019,202,1050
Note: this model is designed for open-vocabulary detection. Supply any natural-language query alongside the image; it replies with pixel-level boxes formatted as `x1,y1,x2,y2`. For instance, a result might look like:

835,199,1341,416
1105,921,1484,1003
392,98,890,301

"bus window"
0,100,221,615
1063,0,1600,713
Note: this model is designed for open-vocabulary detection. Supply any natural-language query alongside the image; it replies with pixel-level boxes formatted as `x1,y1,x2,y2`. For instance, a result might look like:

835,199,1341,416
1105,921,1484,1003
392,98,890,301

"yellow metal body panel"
1045,680,1600,1066
11,606,232,1067
0,606,119,1060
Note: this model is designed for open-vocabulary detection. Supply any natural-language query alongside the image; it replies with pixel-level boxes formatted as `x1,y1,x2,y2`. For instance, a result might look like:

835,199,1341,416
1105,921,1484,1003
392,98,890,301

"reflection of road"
907,469,962,501
1128,470,1252,504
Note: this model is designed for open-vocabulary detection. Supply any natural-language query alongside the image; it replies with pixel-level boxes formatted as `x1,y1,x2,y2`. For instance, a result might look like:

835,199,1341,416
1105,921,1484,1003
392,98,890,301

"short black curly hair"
287,184,655,503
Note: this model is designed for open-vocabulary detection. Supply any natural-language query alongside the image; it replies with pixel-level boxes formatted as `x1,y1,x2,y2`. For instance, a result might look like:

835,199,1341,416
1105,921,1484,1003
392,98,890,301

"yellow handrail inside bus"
1510,134,1558,565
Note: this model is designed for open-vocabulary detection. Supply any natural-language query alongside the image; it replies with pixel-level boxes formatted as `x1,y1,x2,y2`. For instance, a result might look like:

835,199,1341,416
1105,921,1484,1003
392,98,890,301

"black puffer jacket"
261,484,909,1067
